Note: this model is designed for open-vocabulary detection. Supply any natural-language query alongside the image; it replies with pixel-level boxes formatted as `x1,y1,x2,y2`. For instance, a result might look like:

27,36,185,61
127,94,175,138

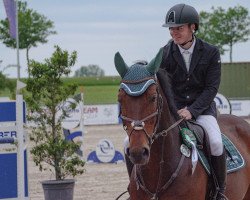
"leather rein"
119,76,185,200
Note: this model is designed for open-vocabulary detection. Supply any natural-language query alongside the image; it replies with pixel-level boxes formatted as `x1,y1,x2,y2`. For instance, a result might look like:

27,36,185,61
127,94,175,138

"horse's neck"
142,101,182,187
161,127,182,170
155,107,182,169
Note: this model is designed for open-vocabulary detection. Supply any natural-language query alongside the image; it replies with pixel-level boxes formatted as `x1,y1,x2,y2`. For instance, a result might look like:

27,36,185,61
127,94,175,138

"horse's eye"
150,95,157,102
118,89,125,102
118,93,122,102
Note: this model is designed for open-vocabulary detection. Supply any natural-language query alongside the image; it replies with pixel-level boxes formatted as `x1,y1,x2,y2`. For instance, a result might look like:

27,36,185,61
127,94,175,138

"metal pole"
16,0,20,79
80,90,85,159
16,94,25,199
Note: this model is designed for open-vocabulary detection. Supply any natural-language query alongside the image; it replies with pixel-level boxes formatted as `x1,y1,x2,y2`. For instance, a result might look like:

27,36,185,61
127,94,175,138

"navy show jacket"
159,38,221,119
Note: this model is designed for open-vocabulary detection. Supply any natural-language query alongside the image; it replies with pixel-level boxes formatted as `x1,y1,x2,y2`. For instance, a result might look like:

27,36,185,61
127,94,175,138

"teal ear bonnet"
114,48,163,96
120,64,156,96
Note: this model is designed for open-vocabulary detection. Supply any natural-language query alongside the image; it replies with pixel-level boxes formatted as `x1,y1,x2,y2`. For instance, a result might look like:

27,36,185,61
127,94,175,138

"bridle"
119,76,183,145
119,76,185,200
119,76,163,146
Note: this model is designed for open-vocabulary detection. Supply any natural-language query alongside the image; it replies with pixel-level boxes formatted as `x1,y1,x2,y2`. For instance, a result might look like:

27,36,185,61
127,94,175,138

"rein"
116,118,184,200
135,118,184,200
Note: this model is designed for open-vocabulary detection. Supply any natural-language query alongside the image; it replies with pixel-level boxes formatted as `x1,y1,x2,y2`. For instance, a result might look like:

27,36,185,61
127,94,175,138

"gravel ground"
28,124,129,200
28,117,250,200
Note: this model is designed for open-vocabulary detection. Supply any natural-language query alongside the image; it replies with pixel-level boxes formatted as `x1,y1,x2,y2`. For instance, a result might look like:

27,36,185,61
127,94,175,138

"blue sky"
0,0,250,78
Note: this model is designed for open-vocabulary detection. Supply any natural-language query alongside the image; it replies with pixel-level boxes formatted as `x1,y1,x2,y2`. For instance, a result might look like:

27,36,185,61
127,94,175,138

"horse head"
115,49,163,165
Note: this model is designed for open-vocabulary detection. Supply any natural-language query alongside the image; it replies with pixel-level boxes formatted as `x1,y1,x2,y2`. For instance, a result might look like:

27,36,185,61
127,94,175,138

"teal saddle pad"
197,134,245,175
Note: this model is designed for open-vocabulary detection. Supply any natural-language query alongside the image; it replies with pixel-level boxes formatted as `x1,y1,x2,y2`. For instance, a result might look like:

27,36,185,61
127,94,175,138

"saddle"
184,120,209,151
181,120,245,175
181,120,245,199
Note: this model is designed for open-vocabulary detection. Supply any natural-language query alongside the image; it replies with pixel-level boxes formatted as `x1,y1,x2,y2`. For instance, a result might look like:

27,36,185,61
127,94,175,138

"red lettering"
84,107,98,114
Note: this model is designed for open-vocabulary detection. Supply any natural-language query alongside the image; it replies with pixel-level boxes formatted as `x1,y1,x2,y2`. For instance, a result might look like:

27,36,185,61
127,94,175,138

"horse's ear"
146,48,164,74
114,52,129,78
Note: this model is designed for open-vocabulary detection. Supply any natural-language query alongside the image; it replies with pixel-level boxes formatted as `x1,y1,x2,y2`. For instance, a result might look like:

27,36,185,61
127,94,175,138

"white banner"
230,100,250,117
83,104,119,125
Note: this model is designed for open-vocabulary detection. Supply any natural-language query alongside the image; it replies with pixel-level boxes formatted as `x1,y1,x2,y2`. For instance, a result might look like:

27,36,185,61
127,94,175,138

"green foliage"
0,1,56,70
0,71,15,95
0,61,15,95
74,64,105,77
197,5,250,62
25,46,85,180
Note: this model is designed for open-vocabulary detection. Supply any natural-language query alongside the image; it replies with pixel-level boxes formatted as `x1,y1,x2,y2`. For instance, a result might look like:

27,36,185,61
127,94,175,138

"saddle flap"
185,120,205,146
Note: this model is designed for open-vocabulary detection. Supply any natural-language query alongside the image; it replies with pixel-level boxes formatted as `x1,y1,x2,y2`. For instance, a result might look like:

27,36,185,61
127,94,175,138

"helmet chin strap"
180,34,194,47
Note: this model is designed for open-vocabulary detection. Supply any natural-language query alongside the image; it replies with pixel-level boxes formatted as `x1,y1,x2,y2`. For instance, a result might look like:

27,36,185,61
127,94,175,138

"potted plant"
25,46,85,200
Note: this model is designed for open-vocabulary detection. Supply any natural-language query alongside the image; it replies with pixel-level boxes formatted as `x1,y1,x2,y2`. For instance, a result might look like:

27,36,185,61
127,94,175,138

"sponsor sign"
96,139,115,163
0,99,28,199
214,93,231,114
230,100,250,116
0,130,17,138
57,98,82,129
84,104,119,125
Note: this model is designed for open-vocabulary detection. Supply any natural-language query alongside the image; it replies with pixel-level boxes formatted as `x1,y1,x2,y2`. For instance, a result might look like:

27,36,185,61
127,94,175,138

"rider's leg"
211,150,228,200
196,115,228,200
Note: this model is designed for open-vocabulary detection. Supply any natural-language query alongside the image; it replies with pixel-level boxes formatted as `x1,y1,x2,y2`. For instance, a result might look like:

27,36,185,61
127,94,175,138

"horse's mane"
157,68,180,120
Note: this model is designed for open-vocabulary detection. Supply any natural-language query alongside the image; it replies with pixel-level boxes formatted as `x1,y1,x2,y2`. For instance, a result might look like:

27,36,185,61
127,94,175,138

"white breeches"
123,115,223,156
196,115,223,156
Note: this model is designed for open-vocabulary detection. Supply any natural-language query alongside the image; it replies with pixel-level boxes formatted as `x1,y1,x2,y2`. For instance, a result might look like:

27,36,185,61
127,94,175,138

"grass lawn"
0,85,120,105
76,85,119,105
1,77,121,105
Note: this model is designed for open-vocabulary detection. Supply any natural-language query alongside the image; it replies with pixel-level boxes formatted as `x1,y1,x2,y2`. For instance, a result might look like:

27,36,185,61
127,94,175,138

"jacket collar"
172,37,204,74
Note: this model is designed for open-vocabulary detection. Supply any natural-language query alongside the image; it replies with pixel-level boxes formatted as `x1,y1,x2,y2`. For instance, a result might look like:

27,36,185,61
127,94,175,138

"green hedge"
3,63,250,103
62,76,121,86
1,77,121,104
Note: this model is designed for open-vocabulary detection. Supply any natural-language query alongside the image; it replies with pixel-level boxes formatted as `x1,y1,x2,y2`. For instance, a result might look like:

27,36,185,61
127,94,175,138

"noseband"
120,107,161,145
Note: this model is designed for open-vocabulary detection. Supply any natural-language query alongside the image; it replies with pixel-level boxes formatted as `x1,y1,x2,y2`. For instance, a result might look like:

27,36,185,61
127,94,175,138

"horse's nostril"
142,148,149,157
128,147,150,165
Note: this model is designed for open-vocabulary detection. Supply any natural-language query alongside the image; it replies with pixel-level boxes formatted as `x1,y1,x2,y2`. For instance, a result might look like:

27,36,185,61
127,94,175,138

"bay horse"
114,49,250,200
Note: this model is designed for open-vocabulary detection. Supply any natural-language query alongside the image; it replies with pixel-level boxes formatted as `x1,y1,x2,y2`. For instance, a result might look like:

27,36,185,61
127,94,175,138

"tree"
25,46,85,180
0,72,14,93
197,6,250,62
0,60,14,94
74,64,105,77
0,1,56,74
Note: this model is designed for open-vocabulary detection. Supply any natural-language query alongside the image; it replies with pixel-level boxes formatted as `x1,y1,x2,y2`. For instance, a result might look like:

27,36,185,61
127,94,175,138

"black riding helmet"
162,4,199,31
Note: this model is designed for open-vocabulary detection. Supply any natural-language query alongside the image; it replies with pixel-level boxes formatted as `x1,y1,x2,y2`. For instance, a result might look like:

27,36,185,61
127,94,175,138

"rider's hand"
177,107,192,120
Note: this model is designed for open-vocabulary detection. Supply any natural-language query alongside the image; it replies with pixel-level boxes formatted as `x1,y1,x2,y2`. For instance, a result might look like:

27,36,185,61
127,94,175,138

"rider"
160,4,227,200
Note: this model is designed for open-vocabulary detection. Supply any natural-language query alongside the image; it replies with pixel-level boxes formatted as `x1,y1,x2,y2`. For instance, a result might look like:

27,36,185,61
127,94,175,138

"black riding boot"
125,154,134,178
211,150,228,200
